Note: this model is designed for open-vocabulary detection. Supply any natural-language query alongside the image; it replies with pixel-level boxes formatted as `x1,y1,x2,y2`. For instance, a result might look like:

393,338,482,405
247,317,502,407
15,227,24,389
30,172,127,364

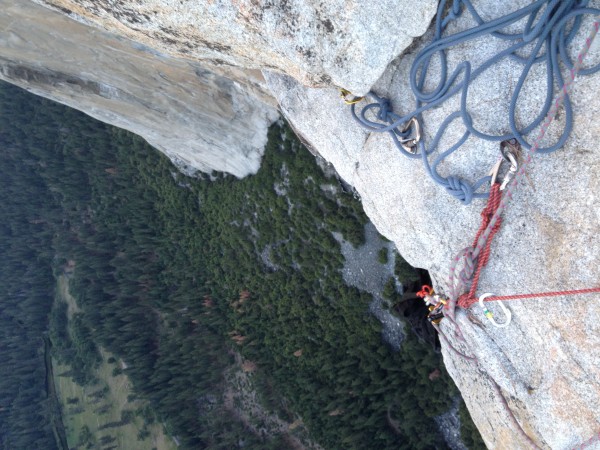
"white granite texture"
33,0,437,96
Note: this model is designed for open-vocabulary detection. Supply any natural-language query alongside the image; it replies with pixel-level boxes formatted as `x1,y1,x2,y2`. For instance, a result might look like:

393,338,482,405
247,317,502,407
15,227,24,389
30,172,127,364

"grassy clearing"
52,276,177,450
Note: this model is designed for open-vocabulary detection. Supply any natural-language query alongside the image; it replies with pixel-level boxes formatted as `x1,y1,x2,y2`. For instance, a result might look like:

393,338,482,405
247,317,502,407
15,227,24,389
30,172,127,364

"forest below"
0,81,484,449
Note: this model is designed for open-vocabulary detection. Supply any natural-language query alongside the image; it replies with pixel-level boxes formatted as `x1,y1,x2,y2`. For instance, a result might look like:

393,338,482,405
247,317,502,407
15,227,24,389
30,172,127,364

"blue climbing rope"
349,0,600,204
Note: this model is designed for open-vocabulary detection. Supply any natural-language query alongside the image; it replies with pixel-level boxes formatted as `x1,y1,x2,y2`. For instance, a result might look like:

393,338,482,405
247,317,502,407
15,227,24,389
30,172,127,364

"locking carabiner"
489,140,519,190
499,151,518,191
499,139,519,191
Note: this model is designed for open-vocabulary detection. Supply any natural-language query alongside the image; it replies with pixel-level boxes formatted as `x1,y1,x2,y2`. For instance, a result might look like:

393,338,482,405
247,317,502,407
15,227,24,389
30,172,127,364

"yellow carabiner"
340,88,364,105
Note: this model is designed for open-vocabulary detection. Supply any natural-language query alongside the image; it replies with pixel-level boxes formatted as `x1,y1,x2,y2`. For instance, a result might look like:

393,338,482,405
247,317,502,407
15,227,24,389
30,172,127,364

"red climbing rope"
459,284,600,308
482,287,600,302
456,183,502,309
455,183,600,308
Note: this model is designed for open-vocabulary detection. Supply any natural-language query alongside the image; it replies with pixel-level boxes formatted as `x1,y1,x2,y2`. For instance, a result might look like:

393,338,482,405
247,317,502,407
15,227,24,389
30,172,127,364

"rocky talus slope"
3,1,600,448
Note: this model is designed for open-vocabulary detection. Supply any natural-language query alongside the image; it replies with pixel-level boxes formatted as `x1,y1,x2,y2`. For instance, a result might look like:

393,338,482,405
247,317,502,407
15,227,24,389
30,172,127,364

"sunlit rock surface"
33,0,437,96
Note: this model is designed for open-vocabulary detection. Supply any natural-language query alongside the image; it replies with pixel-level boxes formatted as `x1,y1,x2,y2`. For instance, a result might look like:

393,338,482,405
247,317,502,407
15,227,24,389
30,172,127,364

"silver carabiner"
488,158,503,186
499,139,520,191
399,117,421,154
478,293,512,328
499,151,518,191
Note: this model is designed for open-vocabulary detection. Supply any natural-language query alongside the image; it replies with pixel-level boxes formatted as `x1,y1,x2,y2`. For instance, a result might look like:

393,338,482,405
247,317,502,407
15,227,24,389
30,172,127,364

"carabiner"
478,293,512,328
498,139,520,191
488,158,503,186
499,151,518,191
399,117,421,154
340,88,364,105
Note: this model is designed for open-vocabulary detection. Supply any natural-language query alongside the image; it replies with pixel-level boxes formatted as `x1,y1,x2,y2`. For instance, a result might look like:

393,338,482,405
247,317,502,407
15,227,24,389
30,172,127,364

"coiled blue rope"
350,0,600,204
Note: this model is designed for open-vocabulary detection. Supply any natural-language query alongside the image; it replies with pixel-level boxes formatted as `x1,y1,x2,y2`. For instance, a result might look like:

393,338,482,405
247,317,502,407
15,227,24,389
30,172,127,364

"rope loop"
347,0,600,204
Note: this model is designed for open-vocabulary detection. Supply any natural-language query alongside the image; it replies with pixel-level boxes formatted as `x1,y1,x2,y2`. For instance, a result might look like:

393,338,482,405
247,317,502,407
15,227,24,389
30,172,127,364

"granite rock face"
2,0,436,177
0,0,278,177
266,3,600,448
33,0,437,96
